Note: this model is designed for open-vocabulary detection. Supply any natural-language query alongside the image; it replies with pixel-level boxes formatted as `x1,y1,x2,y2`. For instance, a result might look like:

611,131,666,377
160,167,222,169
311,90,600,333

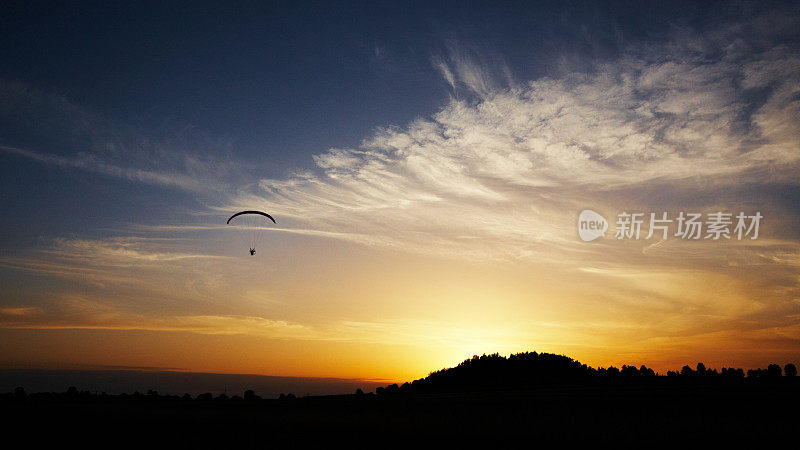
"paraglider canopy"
226,210,275,225
226,211,275,255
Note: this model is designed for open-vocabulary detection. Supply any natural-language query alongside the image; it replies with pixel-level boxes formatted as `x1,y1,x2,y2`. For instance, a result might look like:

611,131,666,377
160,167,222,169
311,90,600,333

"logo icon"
578,209,608,242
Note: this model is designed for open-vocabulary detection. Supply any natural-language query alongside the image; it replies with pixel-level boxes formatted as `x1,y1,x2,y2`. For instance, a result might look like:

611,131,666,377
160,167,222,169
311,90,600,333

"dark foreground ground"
3,378,798,445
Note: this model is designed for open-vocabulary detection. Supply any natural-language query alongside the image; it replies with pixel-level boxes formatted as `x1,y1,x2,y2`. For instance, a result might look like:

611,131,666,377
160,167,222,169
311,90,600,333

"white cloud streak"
0,79,244,196
227,20,800,262
0,144,213,192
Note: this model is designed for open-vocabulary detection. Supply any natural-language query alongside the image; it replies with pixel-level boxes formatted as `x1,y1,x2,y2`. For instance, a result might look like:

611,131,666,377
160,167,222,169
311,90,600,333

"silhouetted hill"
2,351,798,445
375,351,797,394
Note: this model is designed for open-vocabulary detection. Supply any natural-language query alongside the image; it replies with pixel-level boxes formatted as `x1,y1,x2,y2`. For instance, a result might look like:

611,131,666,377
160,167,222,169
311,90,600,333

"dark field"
3,378,798,445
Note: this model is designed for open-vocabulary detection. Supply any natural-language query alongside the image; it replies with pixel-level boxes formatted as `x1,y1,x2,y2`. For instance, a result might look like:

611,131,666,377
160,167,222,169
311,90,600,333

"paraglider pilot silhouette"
227,211,275,256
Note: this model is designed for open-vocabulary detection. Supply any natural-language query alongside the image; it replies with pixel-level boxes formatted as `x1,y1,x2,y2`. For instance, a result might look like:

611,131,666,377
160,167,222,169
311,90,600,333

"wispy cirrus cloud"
224,16,800,263
0,237,236,319
0,279,542,350
205,14,800,360
0,79,244,196
0,144,215,193
0,299,316,339
0,237,225,278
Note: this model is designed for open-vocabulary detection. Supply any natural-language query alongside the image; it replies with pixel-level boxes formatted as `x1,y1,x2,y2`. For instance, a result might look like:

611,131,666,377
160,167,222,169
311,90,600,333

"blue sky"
2,0,788,244
1,1,799,378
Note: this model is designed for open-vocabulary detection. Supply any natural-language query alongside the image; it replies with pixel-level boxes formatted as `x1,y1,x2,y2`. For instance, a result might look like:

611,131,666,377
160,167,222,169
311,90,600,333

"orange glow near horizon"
1,234,798,381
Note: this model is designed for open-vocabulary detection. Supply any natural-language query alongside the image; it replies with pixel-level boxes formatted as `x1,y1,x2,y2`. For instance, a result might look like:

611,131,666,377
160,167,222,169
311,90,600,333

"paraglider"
226,210,276,255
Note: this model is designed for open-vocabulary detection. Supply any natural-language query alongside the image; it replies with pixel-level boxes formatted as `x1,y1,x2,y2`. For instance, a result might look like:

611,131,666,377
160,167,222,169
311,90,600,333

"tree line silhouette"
3,350,799,445
3,385,303,403
374,352,798,395
2,351,797,401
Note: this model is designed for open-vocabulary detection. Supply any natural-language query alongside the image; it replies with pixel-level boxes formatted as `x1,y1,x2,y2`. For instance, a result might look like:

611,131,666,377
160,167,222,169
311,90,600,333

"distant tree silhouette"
621,365,639,376
3,353,800,445
244,389,260,401
721,368,745,378
370,351,800,396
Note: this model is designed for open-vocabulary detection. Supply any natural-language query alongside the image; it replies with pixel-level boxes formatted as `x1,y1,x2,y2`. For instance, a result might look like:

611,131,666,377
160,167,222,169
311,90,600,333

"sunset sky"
1,1,799,383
